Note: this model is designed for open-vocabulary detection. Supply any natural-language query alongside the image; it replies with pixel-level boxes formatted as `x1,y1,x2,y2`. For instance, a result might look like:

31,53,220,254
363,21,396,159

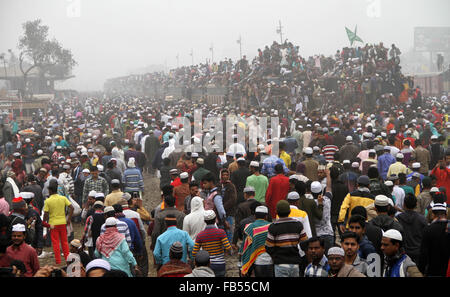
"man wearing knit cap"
381,229,422,277
327,247,365,277
6,223,40,277
157,241,192,277
265,200,308,277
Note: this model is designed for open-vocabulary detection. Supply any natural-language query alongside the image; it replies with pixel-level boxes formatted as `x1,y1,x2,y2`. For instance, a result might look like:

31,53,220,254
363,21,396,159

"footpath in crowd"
0,39,449,278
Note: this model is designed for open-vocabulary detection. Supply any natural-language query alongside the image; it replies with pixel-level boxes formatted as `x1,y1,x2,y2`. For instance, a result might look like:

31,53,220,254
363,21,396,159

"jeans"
210,263,226,277
50,224,70,264
274,264,299,277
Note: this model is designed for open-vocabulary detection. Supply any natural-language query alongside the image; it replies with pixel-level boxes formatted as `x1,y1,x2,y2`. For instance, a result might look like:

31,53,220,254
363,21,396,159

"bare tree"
18,19,77,98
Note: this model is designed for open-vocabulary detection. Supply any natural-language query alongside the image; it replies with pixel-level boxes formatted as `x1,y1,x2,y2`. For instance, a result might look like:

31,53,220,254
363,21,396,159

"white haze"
0,0,449,92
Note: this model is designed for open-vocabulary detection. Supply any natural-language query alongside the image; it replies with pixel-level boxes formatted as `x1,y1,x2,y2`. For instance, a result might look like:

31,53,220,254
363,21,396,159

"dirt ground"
38,172,241,277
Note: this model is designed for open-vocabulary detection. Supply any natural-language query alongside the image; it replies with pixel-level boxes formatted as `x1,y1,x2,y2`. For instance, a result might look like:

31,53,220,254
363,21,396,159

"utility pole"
237,35,242,60
209,44,214,64
276,20,283,44
190,49,194,65
176,53,179,68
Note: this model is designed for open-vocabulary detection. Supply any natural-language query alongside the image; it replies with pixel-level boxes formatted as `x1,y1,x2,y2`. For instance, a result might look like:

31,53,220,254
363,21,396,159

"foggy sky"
1,0,449,92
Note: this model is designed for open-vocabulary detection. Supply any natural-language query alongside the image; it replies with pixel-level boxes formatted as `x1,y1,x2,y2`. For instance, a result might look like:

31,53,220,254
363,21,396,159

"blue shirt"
378,153,396,180
95,239,137,277
153,226,195,265
261,155,289,178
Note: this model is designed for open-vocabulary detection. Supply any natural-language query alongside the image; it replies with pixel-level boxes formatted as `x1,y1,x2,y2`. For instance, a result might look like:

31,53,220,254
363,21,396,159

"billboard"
414,27,450,52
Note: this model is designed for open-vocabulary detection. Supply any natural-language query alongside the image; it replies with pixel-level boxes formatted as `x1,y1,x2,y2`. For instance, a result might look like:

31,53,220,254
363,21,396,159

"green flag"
345,25,363,46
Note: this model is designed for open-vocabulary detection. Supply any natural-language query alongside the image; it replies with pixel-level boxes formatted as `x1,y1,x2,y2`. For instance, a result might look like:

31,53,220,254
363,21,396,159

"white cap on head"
383,229,402,241
180,172,189,179
12,224,26,232
430,202,447,211
250,161,259,167
88,190,97,197
287,191,300,200
311,181,323,194
243,186,255,193
343,160,351,164
204,210,216,220
304,147,313,155
375,195,390,206
346,136,353,141
327,247,345,257
352,162,359,168
255,206,268,214
83,168,90,174
396,153,404,159
105,217,117,226
384,180,394,187
412,162,421,169
430,187,440,193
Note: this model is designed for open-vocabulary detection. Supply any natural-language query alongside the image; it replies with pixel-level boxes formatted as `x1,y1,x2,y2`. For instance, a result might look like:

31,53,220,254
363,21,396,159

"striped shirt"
322,145,339,163
304,255,330,277
192,225,231,265
122,167,144,193
265,217,307,264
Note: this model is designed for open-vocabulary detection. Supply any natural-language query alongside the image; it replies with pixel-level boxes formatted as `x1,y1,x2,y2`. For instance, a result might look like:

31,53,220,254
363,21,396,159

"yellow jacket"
338,189,375,227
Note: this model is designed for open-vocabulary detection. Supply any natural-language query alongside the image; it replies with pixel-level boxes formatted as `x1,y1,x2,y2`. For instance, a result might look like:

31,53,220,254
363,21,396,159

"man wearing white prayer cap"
8,223,40,276
381,229,423,277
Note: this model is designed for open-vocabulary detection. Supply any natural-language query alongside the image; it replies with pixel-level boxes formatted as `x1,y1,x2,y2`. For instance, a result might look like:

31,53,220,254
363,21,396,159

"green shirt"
245,174,269,203
400,185,415,196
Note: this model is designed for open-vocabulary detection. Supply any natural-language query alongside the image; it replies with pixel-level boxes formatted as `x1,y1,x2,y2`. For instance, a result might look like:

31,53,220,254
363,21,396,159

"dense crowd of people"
0,39,449,278
105,40,415,112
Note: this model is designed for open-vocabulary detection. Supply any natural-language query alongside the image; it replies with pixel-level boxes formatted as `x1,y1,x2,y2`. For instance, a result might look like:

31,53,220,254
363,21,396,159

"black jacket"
330,180,348,223
418,220,450,276
369,214,403,233
396,210,427,259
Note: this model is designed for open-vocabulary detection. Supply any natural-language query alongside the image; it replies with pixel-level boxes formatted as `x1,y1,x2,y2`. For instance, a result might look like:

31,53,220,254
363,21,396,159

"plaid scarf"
96,227,125,258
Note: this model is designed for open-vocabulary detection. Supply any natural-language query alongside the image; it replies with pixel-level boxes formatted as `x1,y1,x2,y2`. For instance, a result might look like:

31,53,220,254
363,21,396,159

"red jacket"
431,166,450,204
265,174,290,219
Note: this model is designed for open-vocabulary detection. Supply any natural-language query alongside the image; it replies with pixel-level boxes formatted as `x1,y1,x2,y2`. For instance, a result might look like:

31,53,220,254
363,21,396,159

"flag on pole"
345,25,363,46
